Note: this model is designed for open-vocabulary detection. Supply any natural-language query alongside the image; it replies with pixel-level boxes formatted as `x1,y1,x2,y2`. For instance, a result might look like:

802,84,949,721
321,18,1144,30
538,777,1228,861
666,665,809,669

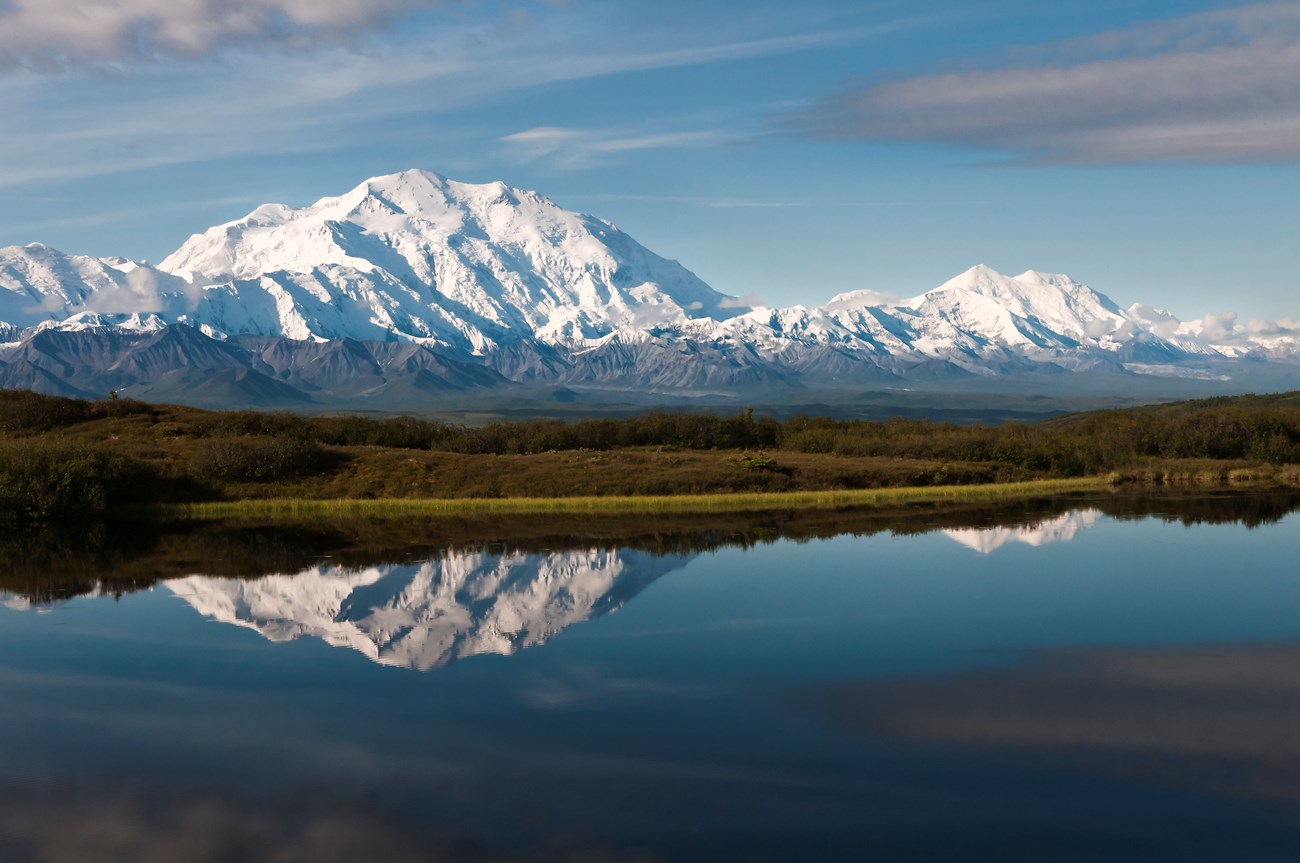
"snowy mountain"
1,169,1297,406
0,243,189,329
158,169,742,350
166,547,691,671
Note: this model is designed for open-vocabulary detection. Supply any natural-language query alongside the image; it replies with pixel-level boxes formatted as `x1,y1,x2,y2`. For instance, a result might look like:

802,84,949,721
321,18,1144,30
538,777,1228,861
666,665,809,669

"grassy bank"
162,476,1212,520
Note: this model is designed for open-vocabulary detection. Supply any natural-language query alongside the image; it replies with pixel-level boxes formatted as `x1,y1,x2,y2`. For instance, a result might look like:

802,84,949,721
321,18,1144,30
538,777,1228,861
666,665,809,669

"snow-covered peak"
1015,269,1081,289
823,288,901,312
902,264,1134,352
922,265,1102,308
926,263,1013,295
153,169,744,349
33,311,169,334
2,172,1296,379
1,243,191,328
315,169,535,219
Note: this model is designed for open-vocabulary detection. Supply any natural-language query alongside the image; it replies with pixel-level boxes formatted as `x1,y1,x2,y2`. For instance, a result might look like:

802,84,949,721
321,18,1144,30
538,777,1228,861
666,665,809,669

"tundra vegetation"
0,389,1298,523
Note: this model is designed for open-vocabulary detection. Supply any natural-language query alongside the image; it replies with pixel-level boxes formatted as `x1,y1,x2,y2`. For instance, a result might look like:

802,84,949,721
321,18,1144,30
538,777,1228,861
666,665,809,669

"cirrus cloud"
500,125,737,170
0,0,439,68
795,2,1300,164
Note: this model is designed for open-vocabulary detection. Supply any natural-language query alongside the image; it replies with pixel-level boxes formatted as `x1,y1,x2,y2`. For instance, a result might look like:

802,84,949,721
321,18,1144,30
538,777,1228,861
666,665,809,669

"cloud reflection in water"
805,641,1300,805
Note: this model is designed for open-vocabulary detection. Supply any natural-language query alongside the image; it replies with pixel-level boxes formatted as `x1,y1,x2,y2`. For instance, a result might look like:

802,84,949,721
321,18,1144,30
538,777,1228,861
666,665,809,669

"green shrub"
193,410,311,439
0,442,156,521
188,436,326,482
0,390,94,432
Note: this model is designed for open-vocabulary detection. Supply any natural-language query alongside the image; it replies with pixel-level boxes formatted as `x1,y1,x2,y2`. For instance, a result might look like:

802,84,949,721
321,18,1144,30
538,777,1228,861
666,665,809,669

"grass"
171,476,1117,520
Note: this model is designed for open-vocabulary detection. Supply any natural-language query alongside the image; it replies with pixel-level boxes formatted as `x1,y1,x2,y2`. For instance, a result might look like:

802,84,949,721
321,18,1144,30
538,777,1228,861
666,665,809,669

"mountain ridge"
2,169,1297,407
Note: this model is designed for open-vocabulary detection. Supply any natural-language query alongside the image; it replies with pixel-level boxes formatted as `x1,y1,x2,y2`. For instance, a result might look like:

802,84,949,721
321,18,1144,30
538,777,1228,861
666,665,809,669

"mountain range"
2,169,1296,409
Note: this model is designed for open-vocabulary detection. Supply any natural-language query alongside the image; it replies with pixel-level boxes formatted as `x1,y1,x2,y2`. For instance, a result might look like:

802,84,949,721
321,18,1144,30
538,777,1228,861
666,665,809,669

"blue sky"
1,0,1296,324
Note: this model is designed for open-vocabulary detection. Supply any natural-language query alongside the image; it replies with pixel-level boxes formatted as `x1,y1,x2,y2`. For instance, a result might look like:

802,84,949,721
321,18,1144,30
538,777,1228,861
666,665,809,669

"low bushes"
0,442,156,522
188,436,327,483
0,390,153,432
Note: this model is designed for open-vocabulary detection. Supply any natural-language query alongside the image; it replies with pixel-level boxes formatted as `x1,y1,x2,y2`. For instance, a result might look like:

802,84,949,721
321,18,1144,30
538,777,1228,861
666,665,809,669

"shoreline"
163,469,1300,522
164,477,1127,520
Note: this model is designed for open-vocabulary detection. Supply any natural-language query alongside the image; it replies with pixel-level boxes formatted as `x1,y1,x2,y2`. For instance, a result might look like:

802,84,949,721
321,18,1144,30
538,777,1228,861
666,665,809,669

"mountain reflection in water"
161,509,1108,668
5,492,1300,862
167,549,690,670
943,508,1104,554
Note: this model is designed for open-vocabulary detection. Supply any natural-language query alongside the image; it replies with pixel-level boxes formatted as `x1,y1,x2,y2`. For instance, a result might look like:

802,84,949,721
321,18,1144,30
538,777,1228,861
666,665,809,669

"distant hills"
2,169,1297,409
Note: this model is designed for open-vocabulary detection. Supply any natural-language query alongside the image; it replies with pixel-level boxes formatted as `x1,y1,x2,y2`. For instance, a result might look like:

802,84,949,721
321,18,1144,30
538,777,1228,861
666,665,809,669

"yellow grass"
169,476,1113,521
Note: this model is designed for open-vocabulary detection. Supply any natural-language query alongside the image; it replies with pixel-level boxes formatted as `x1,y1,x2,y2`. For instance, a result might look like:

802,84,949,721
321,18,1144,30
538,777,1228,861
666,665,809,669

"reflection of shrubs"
0,443,155,522
188,436,326,482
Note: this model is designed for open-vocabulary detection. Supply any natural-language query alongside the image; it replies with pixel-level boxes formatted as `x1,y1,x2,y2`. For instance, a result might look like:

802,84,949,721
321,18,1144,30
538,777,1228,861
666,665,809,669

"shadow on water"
5,489,1300,605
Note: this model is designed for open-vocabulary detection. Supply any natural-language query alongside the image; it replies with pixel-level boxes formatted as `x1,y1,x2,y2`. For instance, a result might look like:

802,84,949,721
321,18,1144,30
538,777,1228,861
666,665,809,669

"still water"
3,494,1300,861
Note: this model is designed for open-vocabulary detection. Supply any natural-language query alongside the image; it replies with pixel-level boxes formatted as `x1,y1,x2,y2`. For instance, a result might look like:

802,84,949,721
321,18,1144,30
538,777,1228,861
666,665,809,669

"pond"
2,493,1299,861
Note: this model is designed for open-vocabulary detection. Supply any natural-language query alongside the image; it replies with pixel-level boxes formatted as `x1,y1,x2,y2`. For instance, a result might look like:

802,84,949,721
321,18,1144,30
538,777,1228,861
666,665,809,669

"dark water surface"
3,493,1300,861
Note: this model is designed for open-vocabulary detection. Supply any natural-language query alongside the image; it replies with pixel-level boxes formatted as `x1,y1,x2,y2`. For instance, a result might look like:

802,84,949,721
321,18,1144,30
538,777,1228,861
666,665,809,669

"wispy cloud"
0,0,441,69
500,125,737,169
534,19,930,83
0,9,909,191
571,192,807,210
794,2,1300,164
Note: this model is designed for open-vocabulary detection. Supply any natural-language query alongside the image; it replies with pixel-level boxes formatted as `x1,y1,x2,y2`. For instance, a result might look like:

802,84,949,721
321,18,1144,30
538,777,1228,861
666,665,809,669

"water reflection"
5,492,1300,861
0,787,455,863
167,549,691,670
943,508,1103,554
803,641,1300,806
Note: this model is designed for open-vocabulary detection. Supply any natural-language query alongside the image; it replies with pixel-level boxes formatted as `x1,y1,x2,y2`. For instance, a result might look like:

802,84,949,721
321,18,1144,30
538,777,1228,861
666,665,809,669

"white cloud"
797,3,1300,164
719,293,764,310
0,0,437,67
1246,316,1300,337
1199,310,1240,341
1127,302,1182,339
1130,301,1300,351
